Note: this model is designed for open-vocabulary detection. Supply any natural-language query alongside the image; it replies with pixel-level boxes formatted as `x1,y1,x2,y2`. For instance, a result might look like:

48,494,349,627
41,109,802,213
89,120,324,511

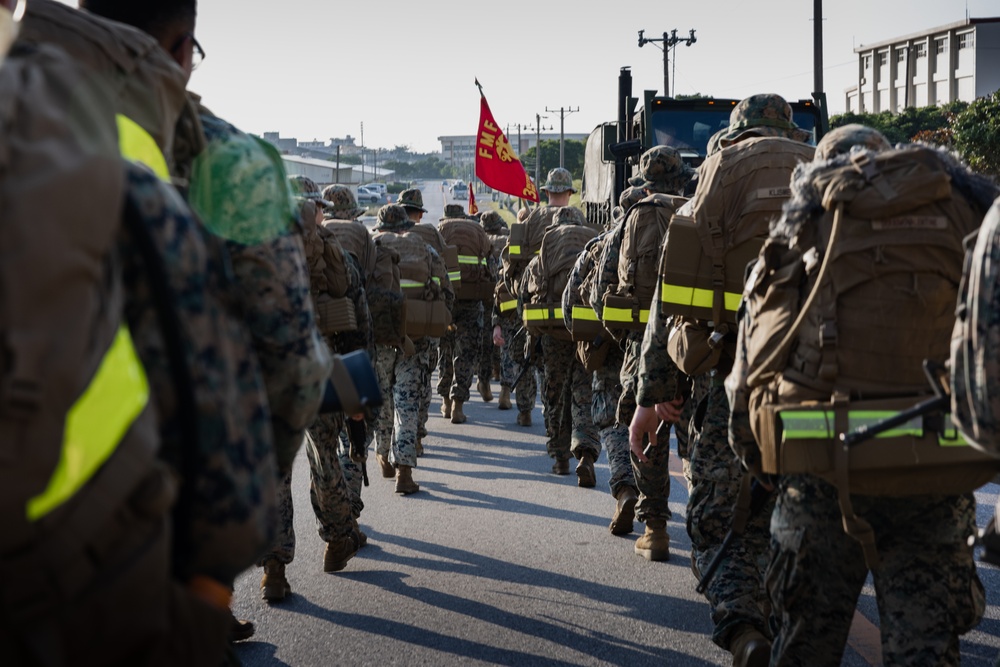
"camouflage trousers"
374,340,431,468
619,335,686,523
688,382,772,650
769,476,984,667
337,418,372,519
478,316,502,384
540,335,599,461
437,301,483,403
592,344,634,496
498,315,538,413
418,338,439,441
261,414,357,565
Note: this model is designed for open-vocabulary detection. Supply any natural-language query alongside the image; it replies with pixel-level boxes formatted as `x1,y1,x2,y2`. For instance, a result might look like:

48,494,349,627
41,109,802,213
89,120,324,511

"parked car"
363,183,387,197
356,186,379,204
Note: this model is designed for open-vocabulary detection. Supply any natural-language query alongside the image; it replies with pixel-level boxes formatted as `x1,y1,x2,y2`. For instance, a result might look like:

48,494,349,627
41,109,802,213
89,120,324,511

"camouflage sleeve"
725,305,764,474
636,287,681,407
120,164,276,585
227,234,332,473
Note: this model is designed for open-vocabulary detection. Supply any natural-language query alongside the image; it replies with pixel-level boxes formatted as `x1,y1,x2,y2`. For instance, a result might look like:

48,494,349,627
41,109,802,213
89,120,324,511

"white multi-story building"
846,17,1000,114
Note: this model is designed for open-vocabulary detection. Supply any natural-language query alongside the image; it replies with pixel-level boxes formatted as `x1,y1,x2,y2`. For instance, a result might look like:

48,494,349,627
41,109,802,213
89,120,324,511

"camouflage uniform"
373,205,454,471
526,207,600,468
479,211,508,391
726,123,987,666
636,103,812,655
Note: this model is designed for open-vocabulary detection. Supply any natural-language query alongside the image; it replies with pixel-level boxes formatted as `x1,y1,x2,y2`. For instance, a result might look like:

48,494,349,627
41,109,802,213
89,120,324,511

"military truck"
582,67,826,229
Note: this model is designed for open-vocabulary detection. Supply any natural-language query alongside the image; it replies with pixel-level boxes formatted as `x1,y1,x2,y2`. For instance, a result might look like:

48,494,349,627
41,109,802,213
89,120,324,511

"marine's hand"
630,405,659,463
654,397,684,423
493,325,505,347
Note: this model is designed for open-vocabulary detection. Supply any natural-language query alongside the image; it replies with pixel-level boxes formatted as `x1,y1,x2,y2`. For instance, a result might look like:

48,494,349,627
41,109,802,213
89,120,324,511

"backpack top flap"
439,218,493,283
324,220,377,286
372,231,435,299
692,137,815,258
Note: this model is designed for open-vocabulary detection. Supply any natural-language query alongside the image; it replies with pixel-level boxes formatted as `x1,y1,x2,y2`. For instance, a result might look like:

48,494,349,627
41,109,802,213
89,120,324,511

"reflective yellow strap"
400,279,425,288
523,305,563,321
779,409,966,446
27,325,150,521
660,283,742,312
448,270,462,282
499,299,518,313
432,276,442,285
508,245,540,256
603,305,649,324
458,255,486,265
572,305,599,321
116,114,170,182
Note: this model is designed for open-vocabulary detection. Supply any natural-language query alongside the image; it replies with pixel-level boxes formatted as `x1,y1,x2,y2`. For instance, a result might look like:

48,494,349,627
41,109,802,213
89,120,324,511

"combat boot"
451,400,467,424
323,533,358,573
498,386,512,410
260,558,290,602
576,452,597,488
729,625,770,667
376,453,395,478
517,410,532,427
395,464,420,495
477,379,493,402
551,456,570,475
609,485,638,535
634,519,670,561
441,397,452,418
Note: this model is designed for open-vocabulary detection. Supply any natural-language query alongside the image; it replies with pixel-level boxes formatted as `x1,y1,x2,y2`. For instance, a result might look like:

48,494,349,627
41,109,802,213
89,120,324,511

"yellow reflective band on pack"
116,114,170,182
432,276,442,285
779,409,969,447
448,271,462,283
458,255,486,265
509,246,540,256
661,283,742,313
27,325,149,521
523,306,563,321
499,299,518,313
400,279,425,288
572,306,599,321
603,305,649,324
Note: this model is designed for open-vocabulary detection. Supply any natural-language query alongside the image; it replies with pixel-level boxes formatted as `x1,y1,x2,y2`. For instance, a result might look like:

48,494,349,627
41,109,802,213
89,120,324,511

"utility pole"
528,114,552,194
545,105,581,167
360,121,365,183
638,28,697,98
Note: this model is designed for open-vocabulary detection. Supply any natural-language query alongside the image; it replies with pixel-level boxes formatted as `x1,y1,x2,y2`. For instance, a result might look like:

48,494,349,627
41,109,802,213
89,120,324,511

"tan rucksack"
504,206,558,293
367,237,406,347
409,222,460,291
324,219,378,287
302,209,357,335
439,218,495,301
20,0,188,173
660,137,815,333
372,231,452,339
952,196,1000,456
522,224,599,341
744,146,999,504
600,194,686,337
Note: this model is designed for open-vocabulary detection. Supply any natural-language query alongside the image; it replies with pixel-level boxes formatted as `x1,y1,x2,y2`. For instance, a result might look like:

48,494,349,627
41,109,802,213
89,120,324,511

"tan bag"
522,224,598,341
666,317,722,377
439,218,495,301
372,230,452,340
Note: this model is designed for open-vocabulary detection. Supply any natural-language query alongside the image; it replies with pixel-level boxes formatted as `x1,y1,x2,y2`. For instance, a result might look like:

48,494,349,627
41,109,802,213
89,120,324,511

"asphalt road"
231,371,1000,666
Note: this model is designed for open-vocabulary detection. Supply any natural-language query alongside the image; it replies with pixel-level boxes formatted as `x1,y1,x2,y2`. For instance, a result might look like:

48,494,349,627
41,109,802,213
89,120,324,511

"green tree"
830,103,967,145
951,90,1000,176
520,139,586,183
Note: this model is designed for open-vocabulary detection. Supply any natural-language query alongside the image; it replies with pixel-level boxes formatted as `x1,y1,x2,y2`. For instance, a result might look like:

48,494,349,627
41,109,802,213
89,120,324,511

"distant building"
438,132,589,167
846,17,1000,114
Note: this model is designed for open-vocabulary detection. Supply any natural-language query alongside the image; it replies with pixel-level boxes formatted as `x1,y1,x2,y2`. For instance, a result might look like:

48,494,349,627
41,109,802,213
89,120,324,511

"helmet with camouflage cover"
440,203,467,220
288,175,334,209
397,188,427,213
628,145,695,195
321,184,366,220
814,123,891,161
479,210,507,233
719,93,812,147
374,203,413,232
553,206,587,226
541,167,576,194
706,127,727,157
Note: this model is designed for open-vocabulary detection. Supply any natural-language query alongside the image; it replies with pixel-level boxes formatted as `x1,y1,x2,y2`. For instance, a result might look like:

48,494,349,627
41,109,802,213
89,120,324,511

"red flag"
468,187,479,215
474,93,539,202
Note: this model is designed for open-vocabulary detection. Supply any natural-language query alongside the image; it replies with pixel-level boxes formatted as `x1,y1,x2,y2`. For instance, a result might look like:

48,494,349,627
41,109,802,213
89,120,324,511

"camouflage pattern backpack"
409,222,460,290
371,231,452,340
952,195,1000,456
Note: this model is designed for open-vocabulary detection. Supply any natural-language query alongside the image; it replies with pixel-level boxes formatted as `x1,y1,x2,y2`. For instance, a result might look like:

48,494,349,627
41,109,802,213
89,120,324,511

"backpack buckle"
819,321,838,348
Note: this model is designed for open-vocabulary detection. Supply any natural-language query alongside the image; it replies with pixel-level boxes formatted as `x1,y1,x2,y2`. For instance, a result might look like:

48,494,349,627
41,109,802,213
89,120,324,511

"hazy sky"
63,0,999,154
